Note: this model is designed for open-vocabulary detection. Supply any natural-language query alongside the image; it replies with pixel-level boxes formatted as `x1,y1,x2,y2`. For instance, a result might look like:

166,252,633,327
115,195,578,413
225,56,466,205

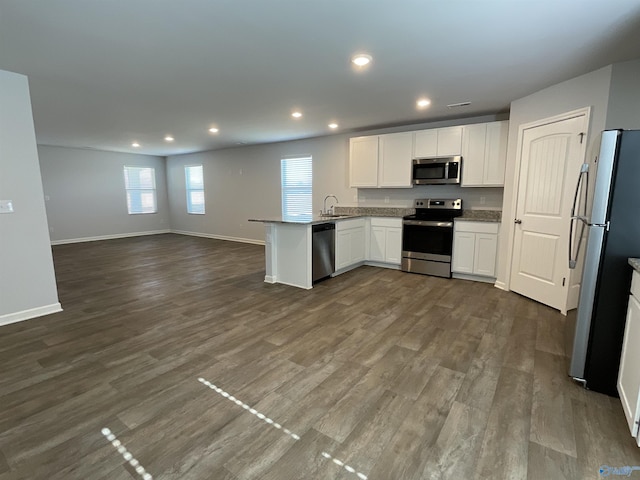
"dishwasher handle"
313,223,335,233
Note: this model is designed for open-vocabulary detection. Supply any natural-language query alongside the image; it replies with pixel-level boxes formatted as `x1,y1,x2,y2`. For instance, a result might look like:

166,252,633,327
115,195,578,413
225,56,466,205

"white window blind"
123,166,157,214
281,156,312,222
185,165,205,214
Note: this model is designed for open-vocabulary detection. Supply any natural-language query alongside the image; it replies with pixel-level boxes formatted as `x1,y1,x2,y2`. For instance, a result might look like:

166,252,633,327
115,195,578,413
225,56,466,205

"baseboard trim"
51,230,171,245
171,230,265,246
494,280,508,291
452,272,496,284
0,303,62,327
364,261,401,270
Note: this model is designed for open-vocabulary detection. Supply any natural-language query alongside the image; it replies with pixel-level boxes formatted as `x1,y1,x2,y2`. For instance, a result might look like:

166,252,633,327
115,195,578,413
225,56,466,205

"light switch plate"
0,200,14,214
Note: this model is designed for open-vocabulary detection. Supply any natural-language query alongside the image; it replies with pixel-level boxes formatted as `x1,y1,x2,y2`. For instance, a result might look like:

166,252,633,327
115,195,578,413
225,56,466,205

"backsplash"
354,185,504,210
333,206,414,217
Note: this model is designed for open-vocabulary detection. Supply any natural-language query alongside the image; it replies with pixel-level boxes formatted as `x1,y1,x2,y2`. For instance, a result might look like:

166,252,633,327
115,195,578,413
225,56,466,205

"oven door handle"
403,220,453,227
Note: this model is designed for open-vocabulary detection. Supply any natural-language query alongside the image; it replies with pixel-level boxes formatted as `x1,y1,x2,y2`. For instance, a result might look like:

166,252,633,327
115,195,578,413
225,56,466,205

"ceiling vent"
447,101,471,108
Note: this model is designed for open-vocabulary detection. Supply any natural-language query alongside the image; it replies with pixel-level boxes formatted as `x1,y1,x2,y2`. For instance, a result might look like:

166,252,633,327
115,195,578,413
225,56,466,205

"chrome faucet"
323,195,339,215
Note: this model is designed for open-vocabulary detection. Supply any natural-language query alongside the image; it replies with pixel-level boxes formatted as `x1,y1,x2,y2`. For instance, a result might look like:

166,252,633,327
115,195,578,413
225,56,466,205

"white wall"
0,70,61,324
496,65,613,288
38,145,170,243
167,134,355,243
606,58,640,130
167,114,505,242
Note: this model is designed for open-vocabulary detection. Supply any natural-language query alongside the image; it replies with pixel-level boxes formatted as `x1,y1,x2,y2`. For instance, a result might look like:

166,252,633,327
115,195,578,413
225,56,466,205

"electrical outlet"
480,196,486,205
384,196,390,204
0,200,14,214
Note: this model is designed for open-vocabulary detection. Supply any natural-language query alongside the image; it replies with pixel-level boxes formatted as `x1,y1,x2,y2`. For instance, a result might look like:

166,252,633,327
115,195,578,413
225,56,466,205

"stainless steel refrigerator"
568,129,640,396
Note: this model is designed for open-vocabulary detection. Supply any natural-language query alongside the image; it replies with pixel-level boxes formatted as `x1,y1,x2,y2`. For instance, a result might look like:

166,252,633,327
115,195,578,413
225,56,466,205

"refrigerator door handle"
569,165,589,269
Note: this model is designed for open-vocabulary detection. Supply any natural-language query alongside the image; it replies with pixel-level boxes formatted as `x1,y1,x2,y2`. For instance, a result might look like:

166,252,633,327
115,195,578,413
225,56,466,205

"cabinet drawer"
335,218,365,231
370,217,402,228
632,270,640,300
454,220,499,234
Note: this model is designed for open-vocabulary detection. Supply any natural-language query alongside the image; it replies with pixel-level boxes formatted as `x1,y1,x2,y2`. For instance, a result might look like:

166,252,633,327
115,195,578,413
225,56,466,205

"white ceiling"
1,0,640,157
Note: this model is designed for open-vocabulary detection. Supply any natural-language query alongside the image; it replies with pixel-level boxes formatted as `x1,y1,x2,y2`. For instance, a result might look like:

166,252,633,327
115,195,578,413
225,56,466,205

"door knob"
514,219,522,224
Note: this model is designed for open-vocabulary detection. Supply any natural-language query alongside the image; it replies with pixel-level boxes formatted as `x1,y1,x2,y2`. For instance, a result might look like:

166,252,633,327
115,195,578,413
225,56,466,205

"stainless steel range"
401,198,462,278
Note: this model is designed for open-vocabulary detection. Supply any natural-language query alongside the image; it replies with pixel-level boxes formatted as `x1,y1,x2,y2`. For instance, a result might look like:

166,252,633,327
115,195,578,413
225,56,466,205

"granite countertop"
455,210,502,222
251,207,503,224
629,258,640,273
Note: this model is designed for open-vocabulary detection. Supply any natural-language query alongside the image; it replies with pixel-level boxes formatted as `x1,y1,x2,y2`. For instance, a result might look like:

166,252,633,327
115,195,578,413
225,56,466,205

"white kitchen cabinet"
452,221,499,279
618,269,640,447
349,133,412,188
413,129,438,157
413,126,463,158
452,232,476,274
461,121,508,187
335,218,366,272
368,217,402,265
349,136,379,187
379,132,413,187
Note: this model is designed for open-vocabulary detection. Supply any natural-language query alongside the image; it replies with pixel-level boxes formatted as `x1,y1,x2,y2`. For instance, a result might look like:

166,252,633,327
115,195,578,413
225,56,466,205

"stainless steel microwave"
412,156,462,185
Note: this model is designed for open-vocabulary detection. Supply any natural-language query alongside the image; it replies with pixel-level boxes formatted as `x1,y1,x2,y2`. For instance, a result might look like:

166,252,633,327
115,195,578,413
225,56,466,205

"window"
185,165,205,214
123,166,157,214
281,156,312,222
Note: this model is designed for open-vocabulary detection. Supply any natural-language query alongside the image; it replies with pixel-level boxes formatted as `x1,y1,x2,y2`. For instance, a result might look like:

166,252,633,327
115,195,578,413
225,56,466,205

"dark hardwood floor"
1,233,638,479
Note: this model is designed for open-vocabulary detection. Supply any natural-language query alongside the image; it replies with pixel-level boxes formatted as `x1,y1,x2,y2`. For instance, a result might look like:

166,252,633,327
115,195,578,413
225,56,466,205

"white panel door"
385,227,402,264
483,121,508,185
351,226,365,263
461,124,487,186
452,232,475,273
618,291,640,445
349,136,379,187
335,230,352,270
474,234,498,277
437,126,463,156
510,115,587,312
413,129,438,157
369,226,386,262
379,132,413,187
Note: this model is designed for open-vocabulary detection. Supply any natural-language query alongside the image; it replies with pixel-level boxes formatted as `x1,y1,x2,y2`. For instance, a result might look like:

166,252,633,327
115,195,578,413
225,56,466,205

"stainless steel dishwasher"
312,223,335,283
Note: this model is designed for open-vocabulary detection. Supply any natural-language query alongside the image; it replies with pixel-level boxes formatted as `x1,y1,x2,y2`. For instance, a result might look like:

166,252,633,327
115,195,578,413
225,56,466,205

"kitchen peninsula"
249,215,352,289
250,207,410,289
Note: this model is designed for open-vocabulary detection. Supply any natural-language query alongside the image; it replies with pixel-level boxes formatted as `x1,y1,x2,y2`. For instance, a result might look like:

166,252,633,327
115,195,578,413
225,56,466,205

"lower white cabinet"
368,217,402,265
335,218,366,271
452,220,499,278
618,269,640,447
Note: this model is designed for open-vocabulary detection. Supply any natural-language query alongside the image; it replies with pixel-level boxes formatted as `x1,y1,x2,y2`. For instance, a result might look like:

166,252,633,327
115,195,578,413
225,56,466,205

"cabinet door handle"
514,219,522,224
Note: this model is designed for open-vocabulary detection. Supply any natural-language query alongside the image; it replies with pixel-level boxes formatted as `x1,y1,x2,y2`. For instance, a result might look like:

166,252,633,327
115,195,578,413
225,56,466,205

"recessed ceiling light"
132,142,140,148
164,135,174,142
351,53,372,67
208,127,219,133
328,123,339,129
291,111,303,118
417,98,431,108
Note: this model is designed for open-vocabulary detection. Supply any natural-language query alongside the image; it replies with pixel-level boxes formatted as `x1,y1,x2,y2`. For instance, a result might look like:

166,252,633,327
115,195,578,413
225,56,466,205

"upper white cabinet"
414,126,463,158
350,121,508,188
618,269,640,447
349,136,379,187
461,121,508,187
349,133,412,188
